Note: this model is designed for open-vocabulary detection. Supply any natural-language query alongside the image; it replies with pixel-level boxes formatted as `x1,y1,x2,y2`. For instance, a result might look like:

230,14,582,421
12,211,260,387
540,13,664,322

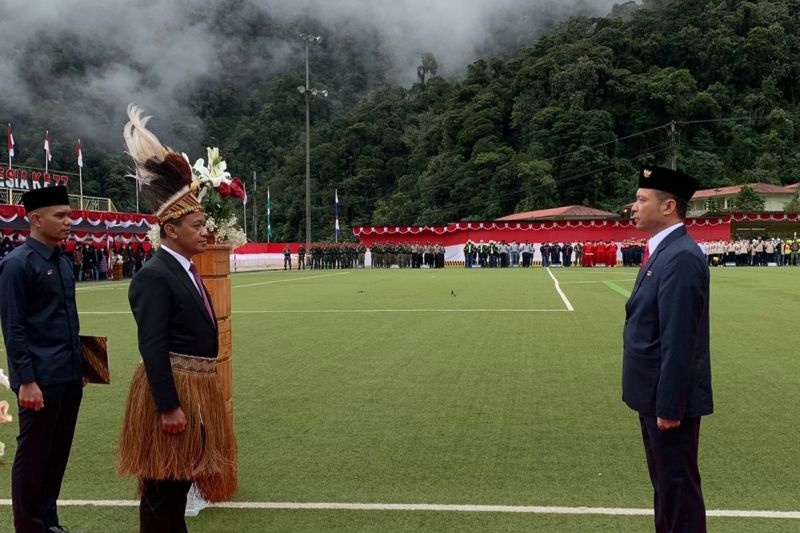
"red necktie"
641,245,650,270
189,263,215,322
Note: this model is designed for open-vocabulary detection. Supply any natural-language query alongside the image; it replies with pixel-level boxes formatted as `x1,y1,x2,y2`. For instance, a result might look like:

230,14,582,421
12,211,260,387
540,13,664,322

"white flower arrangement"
206,215,247,249
0,368,11,460
192,147,232,203
147,224,162,249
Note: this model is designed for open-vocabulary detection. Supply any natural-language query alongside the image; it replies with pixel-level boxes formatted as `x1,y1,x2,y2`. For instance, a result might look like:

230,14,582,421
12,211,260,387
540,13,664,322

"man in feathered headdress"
117,105,236,532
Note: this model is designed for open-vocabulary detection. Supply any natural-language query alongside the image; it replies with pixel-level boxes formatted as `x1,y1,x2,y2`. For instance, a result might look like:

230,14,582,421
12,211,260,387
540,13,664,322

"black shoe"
48,526,84,533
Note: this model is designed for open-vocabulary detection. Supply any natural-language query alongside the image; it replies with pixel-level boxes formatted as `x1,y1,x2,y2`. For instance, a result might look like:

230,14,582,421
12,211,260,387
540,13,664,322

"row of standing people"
282,243,368,270
370,242,447,268
702,238,800,266
3,234,152,281
461,240,648,268
66,242,152,281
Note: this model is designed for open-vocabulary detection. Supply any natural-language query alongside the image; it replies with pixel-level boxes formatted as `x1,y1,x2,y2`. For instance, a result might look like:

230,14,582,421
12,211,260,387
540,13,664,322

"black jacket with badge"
128,248,218,413
0,237,83,391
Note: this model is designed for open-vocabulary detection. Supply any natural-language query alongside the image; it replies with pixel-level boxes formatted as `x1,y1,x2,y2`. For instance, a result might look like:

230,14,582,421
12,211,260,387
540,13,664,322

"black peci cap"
21,186,70,213
638,166,700,202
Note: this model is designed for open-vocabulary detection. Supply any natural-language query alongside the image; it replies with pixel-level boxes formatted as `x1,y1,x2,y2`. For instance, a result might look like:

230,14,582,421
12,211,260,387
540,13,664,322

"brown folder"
80,335,111,384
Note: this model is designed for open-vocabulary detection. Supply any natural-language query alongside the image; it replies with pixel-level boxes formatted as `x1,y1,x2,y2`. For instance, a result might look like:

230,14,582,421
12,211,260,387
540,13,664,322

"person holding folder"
0,186,84,533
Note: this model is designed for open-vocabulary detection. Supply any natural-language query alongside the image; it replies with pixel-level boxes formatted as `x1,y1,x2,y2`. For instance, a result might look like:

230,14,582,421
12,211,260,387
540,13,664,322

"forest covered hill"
4,0,800,241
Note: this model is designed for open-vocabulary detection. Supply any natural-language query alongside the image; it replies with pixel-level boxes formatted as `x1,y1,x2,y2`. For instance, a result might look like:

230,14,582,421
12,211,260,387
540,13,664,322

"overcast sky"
0,0,620,150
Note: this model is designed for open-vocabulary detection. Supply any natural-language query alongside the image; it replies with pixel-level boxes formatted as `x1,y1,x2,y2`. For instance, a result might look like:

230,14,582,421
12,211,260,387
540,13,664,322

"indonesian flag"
76,138,83,168
7,124,14,158
267,187,272,238
335,188,340,237
44,131,52,161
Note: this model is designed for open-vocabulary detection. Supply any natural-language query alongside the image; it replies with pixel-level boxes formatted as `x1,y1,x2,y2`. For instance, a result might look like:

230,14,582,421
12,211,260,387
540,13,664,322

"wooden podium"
193,243,234,420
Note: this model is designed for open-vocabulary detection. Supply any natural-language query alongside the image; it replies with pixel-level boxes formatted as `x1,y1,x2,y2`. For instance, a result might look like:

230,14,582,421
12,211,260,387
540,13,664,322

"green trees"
219,0,800,239
9,0,800,240
732,186,766,212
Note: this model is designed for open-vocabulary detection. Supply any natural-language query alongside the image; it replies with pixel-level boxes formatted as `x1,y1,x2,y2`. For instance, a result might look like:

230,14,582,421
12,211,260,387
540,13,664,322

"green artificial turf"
1,266,798,531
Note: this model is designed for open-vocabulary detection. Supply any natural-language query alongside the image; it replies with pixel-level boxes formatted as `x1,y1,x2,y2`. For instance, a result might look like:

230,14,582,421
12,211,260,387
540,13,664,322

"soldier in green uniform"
283,245,292,270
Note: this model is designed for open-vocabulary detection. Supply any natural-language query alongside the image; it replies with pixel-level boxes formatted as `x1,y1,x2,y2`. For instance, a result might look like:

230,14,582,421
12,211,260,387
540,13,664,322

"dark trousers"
140,478,192,533
13,380,83,533
639,416,706,533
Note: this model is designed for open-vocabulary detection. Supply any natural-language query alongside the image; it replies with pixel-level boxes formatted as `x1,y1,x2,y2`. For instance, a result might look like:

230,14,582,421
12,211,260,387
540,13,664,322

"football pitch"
1,266,798,532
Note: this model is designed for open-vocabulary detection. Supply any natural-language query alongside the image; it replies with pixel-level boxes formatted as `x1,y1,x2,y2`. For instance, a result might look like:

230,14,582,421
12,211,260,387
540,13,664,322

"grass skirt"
118,354,237,502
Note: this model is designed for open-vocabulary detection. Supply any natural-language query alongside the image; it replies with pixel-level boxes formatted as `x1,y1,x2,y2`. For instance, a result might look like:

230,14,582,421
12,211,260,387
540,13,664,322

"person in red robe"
584,241,594,267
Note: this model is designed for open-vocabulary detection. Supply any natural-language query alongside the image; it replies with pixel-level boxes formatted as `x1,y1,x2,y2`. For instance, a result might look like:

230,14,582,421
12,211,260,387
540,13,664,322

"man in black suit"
623,166,713,533
118,105,236,533
128,210,219,532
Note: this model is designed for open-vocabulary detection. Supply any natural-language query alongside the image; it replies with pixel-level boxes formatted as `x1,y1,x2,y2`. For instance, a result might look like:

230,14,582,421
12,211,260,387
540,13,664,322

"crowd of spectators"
701,238,799,266
461,240,649,268
1,233,153,281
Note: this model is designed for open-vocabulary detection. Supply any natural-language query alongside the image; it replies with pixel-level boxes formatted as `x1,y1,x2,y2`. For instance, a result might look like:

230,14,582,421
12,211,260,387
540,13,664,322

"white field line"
232,272,350,288
79,308,569,315
0,500,796,519
76,283,130,292
233,309,569,314
559,278,637,285
545,268,574,311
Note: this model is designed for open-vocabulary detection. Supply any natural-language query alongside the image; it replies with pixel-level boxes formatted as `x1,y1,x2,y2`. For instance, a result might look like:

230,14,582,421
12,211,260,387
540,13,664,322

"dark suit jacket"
622,226,713,419
128,249,218,413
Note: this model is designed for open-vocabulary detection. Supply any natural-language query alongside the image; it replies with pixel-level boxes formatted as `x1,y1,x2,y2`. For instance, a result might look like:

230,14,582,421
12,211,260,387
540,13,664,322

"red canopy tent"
0,205,157,244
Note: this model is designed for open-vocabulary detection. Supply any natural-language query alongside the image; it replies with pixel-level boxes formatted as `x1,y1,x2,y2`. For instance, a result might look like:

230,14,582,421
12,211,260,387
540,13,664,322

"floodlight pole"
305,37,311,254
299,33,325,256
125,173,140,213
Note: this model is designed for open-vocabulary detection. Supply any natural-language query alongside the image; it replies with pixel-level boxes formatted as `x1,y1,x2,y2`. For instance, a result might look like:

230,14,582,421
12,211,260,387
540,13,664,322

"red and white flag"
335,189,340,238
76,138,83,168
7,124,14,158
44,131,52,161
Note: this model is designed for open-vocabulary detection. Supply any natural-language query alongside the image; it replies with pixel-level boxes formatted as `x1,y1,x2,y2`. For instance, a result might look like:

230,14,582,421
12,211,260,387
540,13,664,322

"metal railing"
0,189,116,212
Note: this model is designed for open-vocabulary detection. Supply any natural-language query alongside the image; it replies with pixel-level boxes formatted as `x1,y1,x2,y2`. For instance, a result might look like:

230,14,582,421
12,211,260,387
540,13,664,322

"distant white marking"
234,309,569,314
233,272,350,288
559,278,636,285
76,283,129,292
545,268,574,311
0,500,796,519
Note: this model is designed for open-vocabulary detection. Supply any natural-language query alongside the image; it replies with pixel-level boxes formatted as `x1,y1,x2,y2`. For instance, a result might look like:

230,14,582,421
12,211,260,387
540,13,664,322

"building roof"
691,183,796,200
786,183,800,192
496,205,619,221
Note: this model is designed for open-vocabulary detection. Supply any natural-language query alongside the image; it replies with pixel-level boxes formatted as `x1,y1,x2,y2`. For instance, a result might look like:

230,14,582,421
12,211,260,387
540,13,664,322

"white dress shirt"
161,244,202,294
647,222,684,256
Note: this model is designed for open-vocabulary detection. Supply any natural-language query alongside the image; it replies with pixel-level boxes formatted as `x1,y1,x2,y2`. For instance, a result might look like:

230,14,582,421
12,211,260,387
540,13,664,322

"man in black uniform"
0,186,84,533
